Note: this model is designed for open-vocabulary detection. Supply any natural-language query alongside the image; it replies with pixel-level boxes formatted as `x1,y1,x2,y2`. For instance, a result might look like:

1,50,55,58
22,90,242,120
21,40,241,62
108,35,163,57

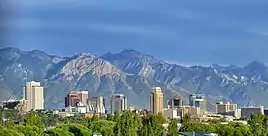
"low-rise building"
178,106,201,117
2,99,27,114
241,106,264,119
76,102,87,114
216,102,237,115
163,108,179,119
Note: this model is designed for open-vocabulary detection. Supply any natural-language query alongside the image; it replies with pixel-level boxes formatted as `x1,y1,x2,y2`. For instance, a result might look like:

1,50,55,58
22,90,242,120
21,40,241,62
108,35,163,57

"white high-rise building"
110,94,127,114
87,96,106,114
23,81,44,111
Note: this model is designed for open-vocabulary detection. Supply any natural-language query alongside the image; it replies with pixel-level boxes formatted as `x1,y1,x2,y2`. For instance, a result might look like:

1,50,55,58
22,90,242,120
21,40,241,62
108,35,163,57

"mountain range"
1,47,268,111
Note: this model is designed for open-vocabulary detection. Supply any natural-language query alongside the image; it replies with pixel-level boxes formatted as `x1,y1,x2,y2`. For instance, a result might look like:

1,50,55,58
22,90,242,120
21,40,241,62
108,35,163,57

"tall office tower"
23,81,44,111
168,95,183,109
65,91,88,107
110,94,127,114
87,96,106,114
189,93,206,112
216,102,237,115
150,87,164,114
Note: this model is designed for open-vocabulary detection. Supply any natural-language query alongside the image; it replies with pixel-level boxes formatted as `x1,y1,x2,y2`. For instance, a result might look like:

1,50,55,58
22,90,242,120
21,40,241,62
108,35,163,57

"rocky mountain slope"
1,47,268,110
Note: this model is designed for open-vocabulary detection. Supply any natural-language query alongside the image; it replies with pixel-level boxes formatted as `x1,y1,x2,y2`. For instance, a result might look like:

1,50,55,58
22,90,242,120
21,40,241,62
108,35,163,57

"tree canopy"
0,108,267,136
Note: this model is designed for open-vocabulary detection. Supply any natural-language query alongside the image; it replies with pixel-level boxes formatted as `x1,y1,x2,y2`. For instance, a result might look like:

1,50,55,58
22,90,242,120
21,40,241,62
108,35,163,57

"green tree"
145,113,164,136
91,120,115,136
229,122,251,136
262,116,268,136
167,119,178,136
41,113,59,127
248,112,265,136
0,125,23,136
139,116,150,136
181,113,191,124
133,113,142,135
106,114,113,121
41,128,74,136
153,113,165,136
83,114,99,129
120,111,136,136
113,111,121,136
16,125,39,136
216,124,235,136
25,110,45,133
43,124,92,136
0,129,23,136
5,120,15,129
0,107,3,125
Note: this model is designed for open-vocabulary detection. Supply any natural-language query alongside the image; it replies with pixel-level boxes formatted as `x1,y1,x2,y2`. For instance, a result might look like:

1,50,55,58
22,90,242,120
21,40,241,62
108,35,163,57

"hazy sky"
1,0,268,66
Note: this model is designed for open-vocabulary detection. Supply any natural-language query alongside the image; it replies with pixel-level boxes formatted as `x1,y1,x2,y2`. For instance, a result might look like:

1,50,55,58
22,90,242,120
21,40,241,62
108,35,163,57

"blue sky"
1,0,268,66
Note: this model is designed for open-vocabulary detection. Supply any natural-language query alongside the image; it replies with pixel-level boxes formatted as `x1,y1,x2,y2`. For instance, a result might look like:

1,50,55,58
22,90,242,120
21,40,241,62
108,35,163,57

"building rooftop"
2,99,20,103
69,90,88,94
241,106,264,109
152,87,161,90
111,94,125,97
171,95,182,99
152,87,162,93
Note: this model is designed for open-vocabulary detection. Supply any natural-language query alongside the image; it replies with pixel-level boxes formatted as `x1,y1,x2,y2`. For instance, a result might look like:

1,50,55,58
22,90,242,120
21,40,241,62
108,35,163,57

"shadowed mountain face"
1,47,268,110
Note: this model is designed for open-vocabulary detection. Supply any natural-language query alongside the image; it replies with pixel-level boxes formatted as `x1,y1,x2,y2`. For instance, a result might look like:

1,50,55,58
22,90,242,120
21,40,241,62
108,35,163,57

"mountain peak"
0,47,22,60
78,52,92,57
0,47,21,54
244,61,266,70
119,49,142,58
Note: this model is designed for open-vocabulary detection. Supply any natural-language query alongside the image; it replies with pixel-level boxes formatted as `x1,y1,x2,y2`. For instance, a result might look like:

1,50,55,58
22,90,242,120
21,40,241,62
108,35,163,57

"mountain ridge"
1,47,268,110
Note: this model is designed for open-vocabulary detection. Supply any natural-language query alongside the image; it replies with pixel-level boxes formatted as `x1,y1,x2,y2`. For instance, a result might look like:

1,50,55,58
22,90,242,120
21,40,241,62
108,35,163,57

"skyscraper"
150,87,164,114
87,96,106,114
65,91,88,107
110,94,127,114
23,81,44,111
189,93,206,112
168,95,183,109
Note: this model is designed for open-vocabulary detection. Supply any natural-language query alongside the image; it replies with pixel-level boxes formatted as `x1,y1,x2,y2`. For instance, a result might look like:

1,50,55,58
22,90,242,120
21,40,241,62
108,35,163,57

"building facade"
110,94,127,114
189,93,206,112
2,99,27,114
178,106,201,117
65,91,88,107
87,96,105,114
216,102,237,115
23,81,44,111
150,87,164,114
163,108,179,119
168,95,183,109
241,106,264,119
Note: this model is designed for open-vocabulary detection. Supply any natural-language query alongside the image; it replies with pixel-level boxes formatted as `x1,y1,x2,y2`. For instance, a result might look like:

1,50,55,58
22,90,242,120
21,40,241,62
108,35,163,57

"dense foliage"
0,107,268,136
0,108,166,136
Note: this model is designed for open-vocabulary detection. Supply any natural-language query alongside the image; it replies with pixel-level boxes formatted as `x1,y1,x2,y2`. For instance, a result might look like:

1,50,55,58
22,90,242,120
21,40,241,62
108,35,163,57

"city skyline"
2,81,268,122
1,1,268,134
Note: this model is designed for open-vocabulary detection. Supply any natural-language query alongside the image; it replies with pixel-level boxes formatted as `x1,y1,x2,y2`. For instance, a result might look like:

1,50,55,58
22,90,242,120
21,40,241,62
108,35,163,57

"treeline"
0,108,171,136
1,107,268,136
180,112,268,136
